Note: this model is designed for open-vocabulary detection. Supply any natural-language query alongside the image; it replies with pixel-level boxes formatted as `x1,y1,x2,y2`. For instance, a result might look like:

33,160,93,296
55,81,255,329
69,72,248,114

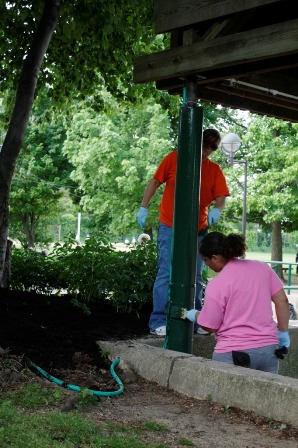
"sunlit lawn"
206,251,298,284
246,251,296,264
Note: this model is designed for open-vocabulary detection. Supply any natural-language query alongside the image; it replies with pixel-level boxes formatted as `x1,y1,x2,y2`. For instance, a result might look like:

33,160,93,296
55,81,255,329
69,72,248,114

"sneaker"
150,326,166,336
196,327,210,335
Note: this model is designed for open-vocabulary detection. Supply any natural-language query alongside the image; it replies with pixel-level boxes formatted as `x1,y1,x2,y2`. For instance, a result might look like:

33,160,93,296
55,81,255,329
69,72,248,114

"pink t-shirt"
198,259,283,353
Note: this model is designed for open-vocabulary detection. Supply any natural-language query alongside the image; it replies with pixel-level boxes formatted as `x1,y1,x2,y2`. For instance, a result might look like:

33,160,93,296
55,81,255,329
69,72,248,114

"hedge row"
11,236,157,314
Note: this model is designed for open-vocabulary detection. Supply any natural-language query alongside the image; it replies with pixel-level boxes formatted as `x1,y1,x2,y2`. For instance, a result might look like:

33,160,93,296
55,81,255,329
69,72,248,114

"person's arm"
140,178,161,207
213,195,226,210
137,177,162,229
208,195,226,225
185,310,217,333
272,288,289,331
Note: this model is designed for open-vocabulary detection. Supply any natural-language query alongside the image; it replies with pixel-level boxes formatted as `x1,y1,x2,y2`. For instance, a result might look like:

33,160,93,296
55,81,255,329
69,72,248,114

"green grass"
246,251,296,263
142,421,168,431
205,251,298,285
1,382,64,408
0,383,169,448
177,438,194,446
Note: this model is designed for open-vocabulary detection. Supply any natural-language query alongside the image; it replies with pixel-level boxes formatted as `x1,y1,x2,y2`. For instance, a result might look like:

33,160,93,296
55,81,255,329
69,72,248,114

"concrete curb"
98,338,298,428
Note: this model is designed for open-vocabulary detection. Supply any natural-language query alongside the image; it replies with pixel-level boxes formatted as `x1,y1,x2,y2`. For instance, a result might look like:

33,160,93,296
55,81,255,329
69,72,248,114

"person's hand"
278,330,290,348
137,207,148,229
208,207,221,225
185,309,199,323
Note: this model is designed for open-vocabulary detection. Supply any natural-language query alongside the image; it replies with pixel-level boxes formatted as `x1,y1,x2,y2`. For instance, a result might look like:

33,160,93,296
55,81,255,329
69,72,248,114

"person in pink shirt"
186,232,290,373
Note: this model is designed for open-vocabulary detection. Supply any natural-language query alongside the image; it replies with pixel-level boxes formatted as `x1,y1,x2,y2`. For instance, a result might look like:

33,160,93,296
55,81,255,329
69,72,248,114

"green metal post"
166,80,203,353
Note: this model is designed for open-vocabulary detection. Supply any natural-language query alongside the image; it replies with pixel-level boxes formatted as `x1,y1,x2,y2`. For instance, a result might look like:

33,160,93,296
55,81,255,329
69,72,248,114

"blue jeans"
212,345,279,374
149,222,206,332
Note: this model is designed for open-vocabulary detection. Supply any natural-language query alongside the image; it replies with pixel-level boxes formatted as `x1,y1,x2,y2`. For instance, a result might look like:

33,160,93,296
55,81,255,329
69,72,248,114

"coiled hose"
26,356,124,396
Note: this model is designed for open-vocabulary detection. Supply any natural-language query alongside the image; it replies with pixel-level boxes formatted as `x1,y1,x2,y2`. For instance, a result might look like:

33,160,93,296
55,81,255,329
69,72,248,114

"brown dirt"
0,289,298,448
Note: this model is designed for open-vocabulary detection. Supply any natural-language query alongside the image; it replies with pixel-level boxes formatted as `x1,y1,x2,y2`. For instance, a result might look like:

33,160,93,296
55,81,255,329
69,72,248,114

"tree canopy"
63,94,175,237
0,0,157,105
9,88,74,246
241,117,298,232
221,114,298,266
0,0,159,282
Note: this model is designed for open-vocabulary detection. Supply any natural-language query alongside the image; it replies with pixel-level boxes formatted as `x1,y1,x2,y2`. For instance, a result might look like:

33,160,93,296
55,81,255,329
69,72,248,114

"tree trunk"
271,220,284,281
0,239,13,289
0,0,63,282
22,212,36,248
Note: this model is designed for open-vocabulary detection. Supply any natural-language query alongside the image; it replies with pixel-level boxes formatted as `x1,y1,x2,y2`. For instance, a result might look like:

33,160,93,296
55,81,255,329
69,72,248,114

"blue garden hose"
26,357,124,396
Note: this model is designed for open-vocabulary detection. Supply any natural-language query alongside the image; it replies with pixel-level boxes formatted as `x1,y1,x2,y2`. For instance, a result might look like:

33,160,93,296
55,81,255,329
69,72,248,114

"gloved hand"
208,207,221,225
185,309,199,323
137,207,148,229
278,330,290,348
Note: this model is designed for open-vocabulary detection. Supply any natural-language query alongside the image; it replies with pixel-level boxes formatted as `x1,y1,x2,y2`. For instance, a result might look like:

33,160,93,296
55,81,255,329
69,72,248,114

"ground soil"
0,289,298,448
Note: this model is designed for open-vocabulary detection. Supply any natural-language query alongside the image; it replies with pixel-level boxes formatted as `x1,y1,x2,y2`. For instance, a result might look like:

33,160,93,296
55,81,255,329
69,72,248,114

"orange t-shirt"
154,150,230,231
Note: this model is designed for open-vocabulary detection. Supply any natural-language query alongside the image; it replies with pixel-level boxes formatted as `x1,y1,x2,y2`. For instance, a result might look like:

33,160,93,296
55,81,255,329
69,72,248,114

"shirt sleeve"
197,284,224,330
269,266,284,296
212,164,230,198
154,151,176,184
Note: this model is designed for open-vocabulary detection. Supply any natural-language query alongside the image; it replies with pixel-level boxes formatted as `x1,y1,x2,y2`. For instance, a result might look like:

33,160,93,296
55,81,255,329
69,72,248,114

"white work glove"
137,207,148,229
185,309,199,323
208,207,221,225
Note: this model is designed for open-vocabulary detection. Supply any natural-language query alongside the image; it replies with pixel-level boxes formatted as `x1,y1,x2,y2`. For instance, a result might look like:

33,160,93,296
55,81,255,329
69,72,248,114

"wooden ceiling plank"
134,19,298,83
155,0,282,33
238,73,298,98
194,56,298,86
156,68,298,98
194,88,298,122
163,81,298,110
207,84,298,109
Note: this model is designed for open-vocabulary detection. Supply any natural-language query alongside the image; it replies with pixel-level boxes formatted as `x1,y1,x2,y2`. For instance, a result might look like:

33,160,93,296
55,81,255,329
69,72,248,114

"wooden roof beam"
194,87,298,122
155,0,282,33
134,19,298,84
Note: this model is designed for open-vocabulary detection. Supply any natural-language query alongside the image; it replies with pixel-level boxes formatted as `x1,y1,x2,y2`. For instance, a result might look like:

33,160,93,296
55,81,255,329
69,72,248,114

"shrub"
10,248,63,295
11,235,157,314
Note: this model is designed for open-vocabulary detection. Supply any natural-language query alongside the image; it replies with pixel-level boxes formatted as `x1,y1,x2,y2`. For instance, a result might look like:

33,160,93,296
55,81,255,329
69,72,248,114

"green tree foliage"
223,115,298,266
0,0,156,105
8,89,75,246
0,0,63,282
242,117,298,231
63,94,176,237
0,0,158,282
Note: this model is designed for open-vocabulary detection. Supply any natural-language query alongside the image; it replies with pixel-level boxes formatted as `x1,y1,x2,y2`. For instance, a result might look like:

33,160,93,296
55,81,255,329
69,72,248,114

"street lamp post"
76,212,81,244
221,133,248,238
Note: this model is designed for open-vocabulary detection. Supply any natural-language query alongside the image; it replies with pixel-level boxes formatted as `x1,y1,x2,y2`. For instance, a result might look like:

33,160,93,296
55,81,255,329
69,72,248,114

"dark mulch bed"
0,289,151,372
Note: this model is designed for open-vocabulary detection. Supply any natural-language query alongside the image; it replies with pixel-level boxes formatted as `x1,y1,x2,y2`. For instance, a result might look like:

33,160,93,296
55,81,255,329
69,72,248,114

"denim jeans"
149,222,206,332
212,345,279,374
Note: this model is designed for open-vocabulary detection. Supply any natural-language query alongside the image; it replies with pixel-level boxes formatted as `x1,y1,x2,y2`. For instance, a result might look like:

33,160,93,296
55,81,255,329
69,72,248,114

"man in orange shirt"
137,128,230,336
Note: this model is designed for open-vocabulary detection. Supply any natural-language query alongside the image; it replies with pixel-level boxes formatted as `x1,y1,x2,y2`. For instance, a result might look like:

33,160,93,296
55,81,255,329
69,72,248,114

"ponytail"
199,232,246,260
